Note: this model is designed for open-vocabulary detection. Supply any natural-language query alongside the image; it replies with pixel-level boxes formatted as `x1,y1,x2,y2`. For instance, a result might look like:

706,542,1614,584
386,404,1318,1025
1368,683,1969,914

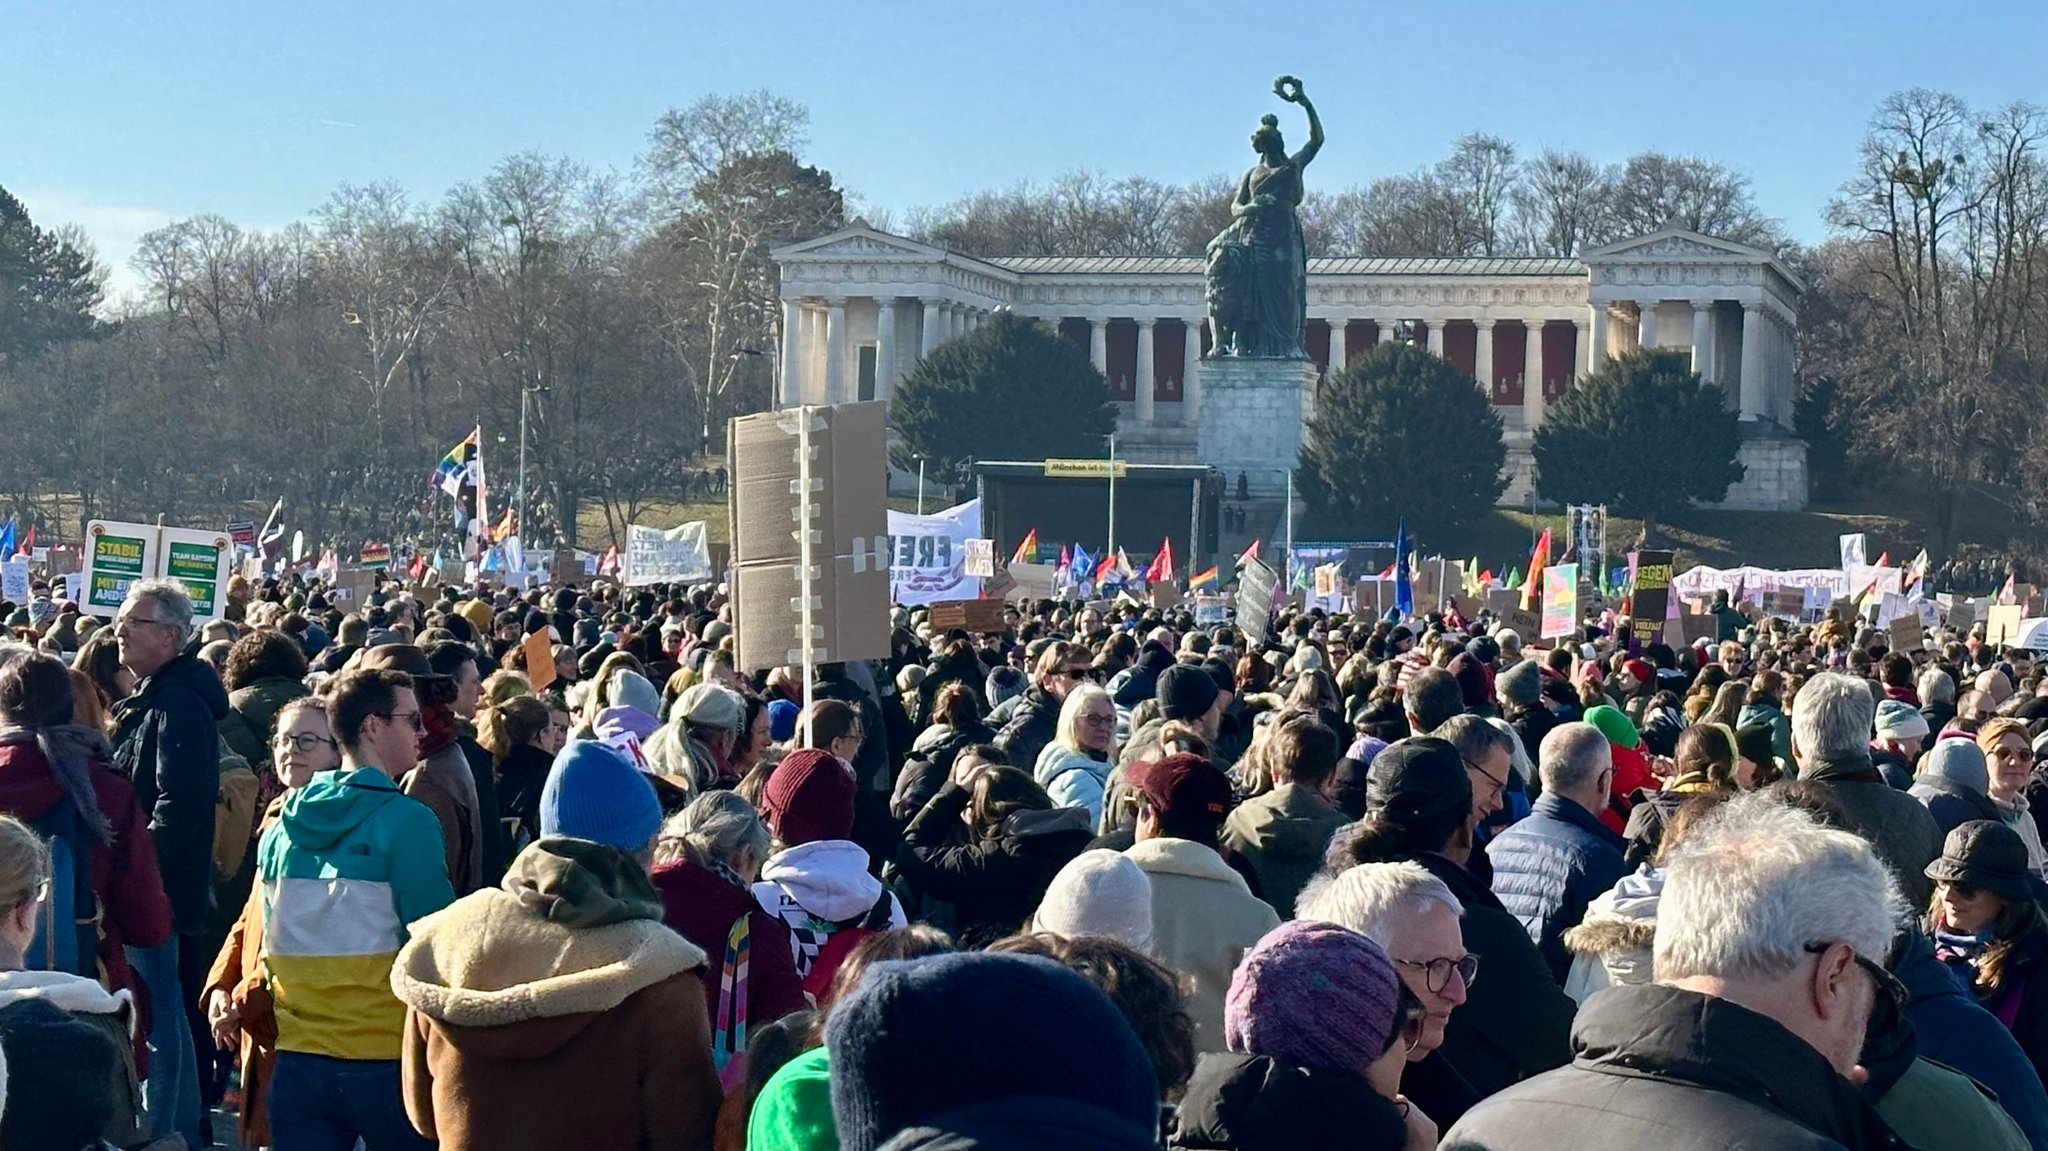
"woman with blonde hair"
1034,684,1119,827
478,694,559,851
1978,717,2048,875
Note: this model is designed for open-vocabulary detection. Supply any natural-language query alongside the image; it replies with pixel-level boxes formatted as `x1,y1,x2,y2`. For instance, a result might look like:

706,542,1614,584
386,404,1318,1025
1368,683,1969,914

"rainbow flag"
1011,528,1039,566
433,426,481,498
1189,565,1219,590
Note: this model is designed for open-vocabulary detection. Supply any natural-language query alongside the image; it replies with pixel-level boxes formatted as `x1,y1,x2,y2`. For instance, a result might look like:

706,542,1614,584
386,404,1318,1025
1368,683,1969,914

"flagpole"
1284,468,1294,586
1106,434,1117,563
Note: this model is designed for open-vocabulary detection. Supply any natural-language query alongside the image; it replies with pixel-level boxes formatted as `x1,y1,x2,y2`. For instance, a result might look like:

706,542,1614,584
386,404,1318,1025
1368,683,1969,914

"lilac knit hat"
1224,919,1402,1071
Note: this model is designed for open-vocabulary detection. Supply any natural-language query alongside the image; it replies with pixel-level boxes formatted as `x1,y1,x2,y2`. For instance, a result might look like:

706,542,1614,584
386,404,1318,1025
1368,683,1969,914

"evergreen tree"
1295,341,1507,537
0,185,103,370
890,312,1115,483
1531,349,1743,540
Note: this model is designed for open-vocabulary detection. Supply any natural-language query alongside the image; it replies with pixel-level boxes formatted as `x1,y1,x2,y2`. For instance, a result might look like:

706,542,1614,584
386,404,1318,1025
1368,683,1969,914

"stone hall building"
771,223,1808,510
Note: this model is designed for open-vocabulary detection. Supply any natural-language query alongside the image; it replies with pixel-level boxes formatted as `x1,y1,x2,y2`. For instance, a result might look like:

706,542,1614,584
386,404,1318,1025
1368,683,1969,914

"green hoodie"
257,766,454,1060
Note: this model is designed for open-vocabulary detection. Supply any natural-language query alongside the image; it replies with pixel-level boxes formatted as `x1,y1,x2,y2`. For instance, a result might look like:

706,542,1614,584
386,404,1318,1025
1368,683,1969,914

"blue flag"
1071,544,1096,581
1394,517,1413,617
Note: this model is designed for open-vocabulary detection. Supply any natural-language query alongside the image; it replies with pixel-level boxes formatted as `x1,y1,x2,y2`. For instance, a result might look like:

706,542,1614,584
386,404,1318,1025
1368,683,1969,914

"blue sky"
9,0,2046,301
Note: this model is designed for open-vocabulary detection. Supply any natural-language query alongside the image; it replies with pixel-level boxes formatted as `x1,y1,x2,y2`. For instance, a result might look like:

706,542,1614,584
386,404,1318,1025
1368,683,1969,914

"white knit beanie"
1032,849,1154,950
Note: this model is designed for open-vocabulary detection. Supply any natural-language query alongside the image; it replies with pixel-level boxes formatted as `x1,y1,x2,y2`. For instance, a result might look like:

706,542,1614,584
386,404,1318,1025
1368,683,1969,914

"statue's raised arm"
1275,75,1323,169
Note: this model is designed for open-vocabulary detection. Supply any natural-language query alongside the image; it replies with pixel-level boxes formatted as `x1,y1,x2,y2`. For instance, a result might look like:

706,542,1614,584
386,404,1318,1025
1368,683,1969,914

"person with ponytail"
1314,736,1573,1100
0,649,171,1005
477,694,558,852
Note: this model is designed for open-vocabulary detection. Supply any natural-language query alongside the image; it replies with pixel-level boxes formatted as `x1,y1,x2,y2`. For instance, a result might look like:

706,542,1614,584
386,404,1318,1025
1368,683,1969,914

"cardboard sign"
1949,599,1978,637
0,560,28,606
1889,613,1926,653
925,598,1008,635
1502,606,1542,643
963,538,995,579
1989,604,2024,648
1674,611,1716,649
523,630,557,692
733,554,891,672
1765,586,1805,620
1149,581,1183,611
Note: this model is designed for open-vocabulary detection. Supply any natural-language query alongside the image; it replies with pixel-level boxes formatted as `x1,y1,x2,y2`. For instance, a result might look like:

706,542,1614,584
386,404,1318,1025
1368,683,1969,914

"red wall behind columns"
1347,322,1377,360
1157,320,1186,401
1542,322,1577,399
1307,320,1331,375
1444,321,1477,380
1106,319,1136,400
1493,323,1526,406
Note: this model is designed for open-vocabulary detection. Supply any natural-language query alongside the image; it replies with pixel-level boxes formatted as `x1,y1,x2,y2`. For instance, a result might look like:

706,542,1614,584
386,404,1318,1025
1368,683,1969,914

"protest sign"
925,598,1007,635
62,572,82,605
1237,557,1278,644
1194,595,1229,626
227,521,257,546
887,499,983,606
623,521,712,586
0,560,28,606
1949,598,1978,636
1541,563,1579,640
1629,550,1674,650
1989,604,2024,647
1889,612,1925,653
963,538,995,579
158,528,234,621
1503,606,1543,643
1004,561,1057,603
1765,586,1805,620
1839,533,1867,569
84,521,158,615
523,630,557,692
1149,581,1182,611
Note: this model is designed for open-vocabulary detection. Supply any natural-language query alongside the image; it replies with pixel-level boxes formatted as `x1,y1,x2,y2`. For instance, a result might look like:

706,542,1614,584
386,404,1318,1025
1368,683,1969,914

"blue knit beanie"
539,740,661,853
767,698,800,743
826,952,1159,1151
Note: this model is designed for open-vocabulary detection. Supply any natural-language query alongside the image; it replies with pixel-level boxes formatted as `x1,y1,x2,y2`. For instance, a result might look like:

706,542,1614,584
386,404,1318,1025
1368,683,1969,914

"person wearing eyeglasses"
255,667,454,1151
994,642,1087,772
1442,794,1918,1151
108,578,230,1151
202,695,337,1149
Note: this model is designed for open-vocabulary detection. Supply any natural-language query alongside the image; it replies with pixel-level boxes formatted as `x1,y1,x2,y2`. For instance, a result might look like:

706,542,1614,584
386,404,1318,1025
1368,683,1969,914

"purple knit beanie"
1225,919,1402,1071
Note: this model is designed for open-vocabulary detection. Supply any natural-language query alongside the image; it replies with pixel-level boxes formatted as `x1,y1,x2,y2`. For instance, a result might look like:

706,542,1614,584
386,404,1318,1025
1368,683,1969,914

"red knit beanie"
762,748,857,846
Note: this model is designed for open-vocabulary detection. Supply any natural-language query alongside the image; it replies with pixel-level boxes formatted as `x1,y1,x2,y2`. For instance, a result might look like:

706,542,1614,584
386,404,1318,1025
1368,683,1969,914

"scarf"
0,725,114,845
419,700,460,757
1934,924,1993,964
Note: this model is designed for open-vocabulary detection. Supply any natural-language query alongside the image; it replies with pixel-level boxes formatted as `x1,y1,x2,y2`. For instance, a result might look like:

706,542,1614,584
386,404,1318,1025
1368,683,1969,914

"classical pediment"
1582,227,1773,263
771,225,946,262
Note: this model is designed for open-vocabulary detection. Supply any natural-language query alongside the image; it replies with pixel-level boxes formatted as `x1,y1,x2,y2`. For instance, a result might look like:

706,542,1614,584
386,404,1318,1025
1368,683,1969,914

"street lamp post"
915,455,928,515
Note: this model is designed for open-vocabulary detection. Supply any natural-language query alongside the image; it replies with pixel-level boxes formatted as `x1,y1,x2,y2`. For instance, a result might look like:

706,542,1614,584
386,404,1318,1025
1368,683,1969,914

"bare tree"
1509,149,1616,256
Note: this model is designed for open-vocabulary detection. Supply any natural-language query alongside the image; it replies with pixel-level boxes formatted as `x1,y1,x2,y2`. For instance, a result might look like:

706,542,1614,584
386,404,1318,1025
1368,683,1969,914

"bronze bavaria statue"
1205,75,1323,359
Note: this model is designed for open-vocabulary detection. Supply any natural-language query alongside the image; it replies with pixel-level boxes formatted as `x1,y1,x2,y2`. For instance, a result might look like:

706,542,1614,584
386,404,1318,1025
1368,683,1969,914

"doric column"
779,299,802,408
921,298,945,355
1523,319,1547,427
1424,321,1444,358
1088,317,1108,374
1183,319,1203,421
823,297,847,404
1636,299,1658,350
1739,302,1766,421
1135,319,1157,425
1587,304,1608,372
1573,317,1592,380
1474,318,1496,396
1690,300,1715,384
1327,320,1348,379
1378,320,1397,346
875,298,897,405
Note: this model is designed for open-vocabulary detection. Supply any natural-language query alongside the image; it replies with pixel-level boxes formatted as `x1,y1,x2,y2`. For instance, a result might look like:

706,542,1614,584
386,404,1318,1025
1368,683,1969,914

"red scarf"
420,700,460,756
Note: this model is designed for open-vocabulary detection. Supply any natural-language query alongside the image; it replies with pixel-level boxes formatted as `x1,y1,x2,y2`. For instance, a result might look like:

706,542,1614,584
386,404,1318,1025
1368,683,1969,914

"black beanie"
0,997,118,1151
827,952,1159,1151
1157,664,1220,721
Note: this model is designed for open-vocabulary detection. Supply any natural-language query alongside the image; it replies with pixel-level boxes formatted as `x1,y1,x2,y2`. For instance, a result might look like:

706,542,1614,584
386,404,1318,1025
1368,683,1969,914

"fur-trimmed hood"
391,838,705,1059
0,969,133,1026
1563,915,1657,958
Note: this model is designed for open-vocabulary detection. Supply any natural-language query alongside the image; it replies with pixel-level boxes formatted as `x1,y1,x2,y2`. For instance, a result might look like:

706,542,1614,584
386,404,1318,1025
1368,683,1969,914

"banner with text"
84,520,232,622
622,521,713,586
888,499,982,606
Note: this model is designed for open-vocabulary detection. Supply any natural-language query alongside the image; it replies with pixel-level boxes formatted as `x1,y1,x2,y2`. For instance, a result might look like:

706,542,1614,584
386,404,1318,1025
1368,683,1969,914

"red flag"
1237,539,1261,566
1521,528,1552,611
2001,572,2018,606
1873,550,1890,569
20,524,33,556
1144,536,1175,583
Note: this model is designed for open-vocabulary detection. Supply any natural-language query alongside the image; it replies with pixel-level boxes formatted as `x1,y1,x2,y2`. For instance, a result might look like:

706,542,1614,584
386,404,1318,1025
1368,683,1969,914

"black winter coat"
1171,1053,1407,1151
879,1097,1160,1151
896,783,1093,946
110,652,228,933
1442,984,1913,1151
1412,852,1575,1098
993,688,1060,773
1486,793,1630,984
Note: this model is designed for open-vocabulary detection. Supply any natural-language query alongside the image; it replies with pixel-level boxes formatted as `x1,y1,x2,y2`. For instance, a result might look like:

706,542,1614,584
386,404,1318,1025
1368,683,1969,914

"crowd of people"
5,565,2048,1149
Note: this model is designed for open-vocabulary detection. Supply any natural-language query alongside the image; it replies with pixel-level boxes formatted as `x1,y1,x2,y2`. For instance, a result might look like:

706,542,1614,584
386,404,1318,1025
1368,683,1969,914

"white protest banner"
623,522,712,586
887,498,982,606
1839,533,1867,570
0,560,28,606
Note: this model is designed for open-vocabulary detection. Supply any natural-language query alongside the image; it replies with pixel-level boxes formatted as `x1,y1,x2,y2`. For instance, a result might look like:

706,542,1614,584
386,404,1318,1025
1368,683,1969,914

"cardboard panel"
731,403,888,565
926,598,1008,635
733,555,891,671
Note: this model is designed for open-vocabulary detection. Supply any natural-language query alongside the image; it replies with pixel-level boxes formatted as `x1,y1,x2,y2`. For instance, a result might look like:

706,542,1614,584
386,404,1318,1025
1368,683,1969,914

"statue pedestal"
1196,357,1318,498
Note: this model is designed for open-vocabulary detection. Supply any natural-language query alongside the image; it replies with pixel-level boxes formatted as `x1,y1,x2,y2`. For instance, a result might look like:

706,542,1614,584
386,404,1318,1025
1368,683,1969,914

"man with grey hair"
1443,793,1913,1150
1298,862,1483,1125
1484,723,1629,983
1792,670,1943,908
110,577,230,1149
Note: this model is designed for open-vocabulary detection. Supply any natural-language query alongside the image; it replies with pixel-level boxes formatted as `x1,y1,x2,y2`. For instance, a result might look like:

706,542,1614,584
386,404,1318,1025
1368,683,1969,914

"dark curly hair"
223,630,309,692
989,932,1196,1095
